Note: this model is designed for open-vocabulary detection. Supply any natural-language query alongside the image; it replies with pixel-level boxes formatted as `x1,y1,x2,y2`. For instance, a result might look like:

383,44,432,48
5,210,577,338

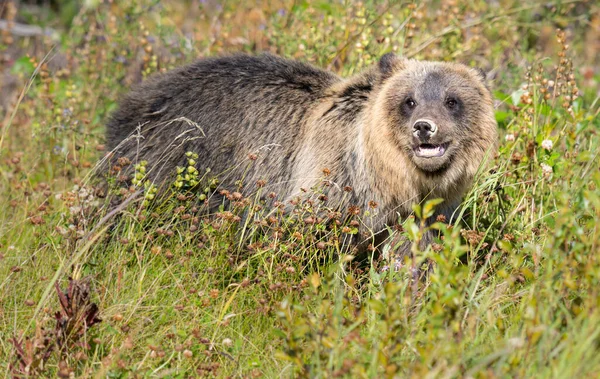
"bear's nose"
413,120,437,139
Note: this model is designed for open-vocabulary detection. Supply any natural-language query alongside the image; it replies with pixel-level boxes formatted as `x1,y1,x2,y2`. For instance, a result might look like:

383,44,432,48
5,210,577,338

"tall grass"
0,0,599,377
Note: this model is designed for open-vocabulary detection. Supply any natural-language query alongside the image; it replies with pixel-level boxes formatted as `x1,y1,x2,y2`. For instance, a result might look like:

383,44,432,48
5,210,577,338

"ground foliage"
0,0,599,377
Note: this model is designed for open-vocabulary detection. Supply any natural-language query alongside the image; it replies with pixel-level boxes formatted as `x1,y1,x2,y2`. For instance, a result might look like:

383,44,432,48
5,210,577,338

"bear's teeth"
416,145,445,158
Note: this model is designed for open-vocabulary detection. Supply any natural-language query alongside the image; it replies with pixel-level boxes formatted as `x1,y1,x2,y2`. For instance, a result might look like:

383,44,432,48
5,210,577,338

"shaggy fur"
105,53,498,235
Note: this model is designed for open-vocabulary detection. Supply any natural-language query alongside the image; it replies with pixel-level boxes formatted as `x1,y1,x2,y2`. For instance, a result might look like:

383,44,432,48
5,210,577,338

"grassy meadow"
1,0,599,377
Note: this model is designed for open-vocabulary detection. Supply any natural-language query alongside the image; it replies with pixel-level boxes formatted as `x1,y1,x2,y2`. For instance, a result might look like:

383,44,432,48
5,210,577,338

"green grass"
1,0,599,377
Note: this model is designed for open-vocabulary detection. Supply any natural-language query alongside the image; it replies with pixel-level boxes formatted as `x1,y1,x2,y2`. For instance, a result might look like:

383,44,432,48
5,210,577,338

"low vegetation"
0,0,599,377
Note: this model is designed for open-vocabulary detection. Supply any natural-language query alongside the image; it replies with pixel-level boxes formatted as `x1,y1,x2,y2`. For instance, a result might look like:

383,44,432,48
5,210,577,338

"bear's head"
373,53,498,175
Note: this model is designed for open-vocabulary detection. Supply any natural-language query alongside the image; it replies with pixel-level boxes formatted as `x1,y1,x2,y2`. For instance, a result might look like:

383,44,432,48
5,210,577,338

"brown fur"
104,53,498,238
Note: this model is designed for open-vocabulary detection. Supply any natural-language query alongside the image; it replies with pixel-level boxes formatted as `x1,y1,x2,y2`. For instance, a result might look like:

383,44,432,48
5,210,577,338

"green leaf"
511,87,527,106
495,110,510,125
493,90,510,101
406,219,420,241
422,198,445,219
498,240,513,253
521,267,534,280
368,299,386,314
412,203,422,219
11,55,35,76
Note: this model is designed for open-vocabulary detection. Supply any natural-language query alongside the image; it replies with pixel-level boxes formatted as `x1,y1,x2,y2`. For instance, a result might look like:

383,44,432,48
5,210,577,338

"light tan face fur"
384,58,496,173
363,56,498,210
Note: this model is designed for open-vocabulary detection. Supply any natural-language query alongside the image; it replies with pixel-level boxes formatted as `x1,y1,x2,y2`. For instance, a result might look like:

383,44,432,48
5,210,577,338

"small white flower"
508,337,525,349
222,338,233,347
540,163,552,177
541,139,553,151
505,133,515,142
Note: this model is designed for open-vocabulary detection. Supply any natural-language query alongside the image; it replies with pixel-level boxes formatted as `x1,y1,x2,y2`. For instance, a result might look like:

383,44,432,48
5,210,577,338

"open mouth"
414,142,450,158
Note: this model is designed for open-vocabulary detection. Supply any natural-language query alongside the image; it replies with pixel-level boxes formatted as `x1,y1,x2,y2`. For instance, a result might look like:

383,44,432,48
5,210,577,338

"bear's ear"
472,67,494,91
474,67,488,83
379,53,407,80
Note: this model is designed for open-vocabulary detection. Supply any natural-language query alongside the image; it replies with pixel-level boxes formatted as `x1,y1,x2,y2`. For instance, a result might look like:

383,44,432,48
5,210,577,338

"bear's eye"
445,97,458,109
405,97,416,109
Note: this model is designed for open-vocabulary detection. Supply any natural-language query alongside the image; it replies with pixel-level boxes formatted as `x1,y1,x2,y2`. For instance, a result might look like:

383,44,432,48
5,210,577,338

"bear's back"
105,54,341,189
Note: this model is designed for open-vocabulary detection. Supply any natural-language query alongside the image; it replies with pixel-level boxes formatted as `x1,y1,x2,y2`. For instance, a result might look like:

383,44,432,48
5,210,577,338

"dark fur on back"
107,54,340,188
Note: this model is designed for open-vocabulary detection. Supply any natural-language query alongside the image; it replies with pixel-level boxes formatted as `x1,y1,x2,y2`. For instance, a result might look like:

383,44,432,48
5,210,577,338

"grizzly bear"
104,53,497,241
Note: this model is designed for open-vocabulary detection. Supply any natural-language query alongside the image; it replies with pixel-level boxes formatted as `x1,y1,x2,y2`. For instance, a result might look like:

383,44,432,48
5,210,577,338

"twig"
84,190,142,240
0,19,58,40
